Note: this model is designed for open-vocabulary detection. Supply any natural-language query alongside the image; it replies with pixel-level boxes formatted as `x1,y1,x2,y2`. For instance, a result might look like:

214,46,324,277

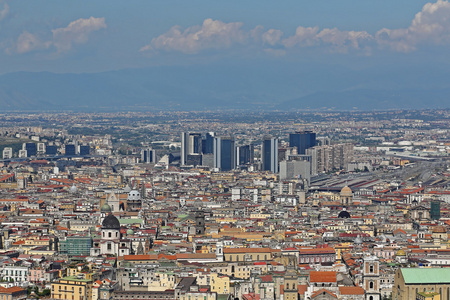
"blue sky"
0,0,449,74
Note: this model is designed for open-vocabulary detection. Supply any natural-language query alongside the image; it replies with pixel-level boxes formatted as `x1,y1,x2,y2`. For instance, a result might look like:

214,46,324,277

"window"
107,243,112,250
109,232,112,238
369,265,374,273
369,281,374,289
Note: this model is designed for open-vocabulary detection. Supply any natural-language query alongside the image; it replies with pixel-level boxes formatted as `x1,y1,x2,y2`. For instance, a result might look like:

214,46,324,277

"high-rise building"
45,145,58,155
2,147,12,159
306,143,354,175
289,131,316,155
279,157,311,182
202,132,214,154
181,132,189,166
18,150,27,158
37,143,46,154
23,142,37,157
262,137,278,173
189,133,202,155
141,148,156,163
181,132,202,166
214,136,235,171
80,145,89,156
79,145,90,156
65,144,76,156
236,144,254,166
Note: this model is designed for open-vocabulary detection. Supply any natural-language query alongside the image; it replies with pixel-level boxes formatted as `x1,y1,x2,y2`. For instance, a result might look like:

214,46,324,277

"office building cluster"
3,142,90,159
181,131,353,185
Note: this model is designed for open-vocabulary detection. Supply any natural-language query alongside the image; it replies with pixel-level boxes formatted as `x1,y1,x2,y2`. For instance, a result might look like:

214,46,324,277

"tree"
41,289,51,296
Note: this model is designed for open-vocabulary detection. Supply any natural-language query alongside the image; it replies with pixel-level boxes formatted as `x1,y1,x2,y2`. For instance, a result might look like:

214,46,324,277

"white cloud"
282,26,371,52
376,0,450,52
317,28,372,52
142,18,246,54
52,17,107,53
15,31,50,54
141,0,450,56
0,1,8,22
10,17,106,54
261,29,283,46
282,26,320,48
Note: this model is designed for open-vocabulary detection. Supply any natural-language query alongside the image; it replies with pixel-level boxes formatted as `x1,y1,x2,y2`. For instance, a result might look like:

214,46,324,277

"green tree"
41,289,51,296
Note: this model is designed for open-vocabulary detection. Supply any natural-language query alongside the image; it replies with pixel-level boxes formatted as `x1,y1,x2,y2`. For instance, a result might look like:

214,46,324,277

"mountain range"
0,61,449,111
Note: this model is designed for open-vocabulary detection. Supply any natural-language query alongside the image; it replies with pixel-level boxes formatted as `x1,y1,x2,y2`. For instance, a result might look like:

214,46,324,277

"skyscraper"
214,136,235,171
141,148,156,163
45,145,58,155
23,142,37,157
79,145,90,156
65,144,76,156
181,132,202,166
202,132,214,154
236,144,254,166
289,131,316,155
262,137,278,173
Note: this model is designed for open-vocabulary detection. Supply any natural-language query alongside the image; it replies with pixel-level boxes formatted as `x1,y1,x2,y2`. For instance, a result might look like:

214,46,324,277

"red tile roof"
309,271,337,283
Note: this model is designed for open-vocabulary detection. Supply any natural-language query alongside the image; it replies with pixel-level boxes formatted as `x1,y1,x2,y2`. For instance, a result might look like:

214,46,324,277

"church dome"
100,203,112,213
102,214,120,230
127,229,134,235
340,186,352,196
396,249,406,256
69,185,78,193
338,210,351,218
433,225,446,234
124,185,132,193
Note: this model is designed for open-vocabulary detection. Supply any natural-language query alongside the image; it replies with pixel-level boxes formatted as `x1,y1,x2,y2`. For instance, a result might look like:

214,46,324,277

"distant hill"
0,62,449,111
281,89,450,110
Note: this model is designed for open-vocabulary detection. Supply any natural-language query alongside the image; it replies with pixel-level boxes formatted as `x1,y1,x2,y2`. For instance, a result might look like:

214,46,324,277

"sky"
0,0,449,74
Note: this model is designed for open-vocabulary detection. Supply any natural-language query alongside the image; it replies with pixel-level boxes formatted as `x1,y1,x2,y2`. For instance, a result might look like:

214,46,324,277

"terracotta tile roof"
298,284,308,294
260,275,273,282
309,271,337,283
0,286,25,293
339,286,364,295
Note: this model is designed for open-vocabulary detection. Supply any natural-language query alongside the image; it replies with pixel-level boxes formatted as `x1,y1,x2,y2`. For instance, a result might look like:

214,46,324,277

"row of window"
3,271,27,276
300,256,333,263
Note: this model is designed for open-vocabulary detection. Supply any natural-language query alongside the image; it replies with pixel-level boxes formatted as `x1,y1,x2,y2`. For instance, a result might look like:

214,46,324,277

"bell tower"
363,255,381,300
195,210,205,235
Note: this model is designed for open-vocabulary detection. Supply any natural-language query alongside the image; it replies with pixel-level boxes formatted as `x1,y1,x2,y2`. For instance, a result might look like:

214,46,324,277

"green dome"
127,229,134,235
100,203,112,212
